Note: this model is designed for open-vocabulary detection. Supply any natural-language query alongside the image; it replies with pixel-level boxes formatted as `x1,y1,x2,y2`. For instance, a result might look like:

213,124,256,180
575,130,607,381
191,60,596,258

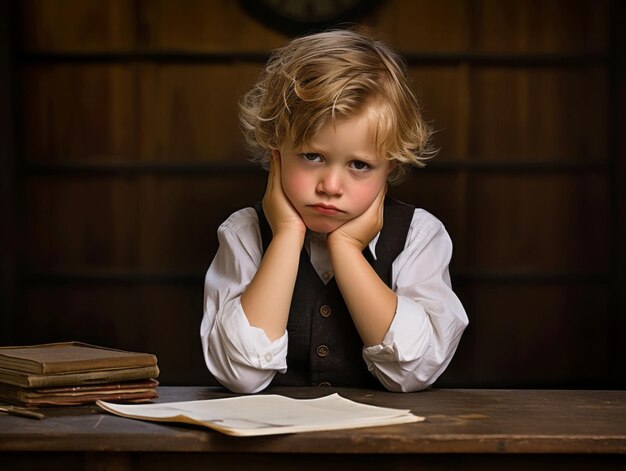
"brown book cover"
0,364,160,388
0,342,158,374
0,379,159,406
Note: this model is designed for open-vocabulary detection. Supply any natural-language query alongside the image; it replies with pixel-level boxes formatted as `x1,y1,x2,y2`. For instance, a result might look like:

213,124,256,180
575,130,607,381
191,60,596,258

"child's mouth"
311,203,341,216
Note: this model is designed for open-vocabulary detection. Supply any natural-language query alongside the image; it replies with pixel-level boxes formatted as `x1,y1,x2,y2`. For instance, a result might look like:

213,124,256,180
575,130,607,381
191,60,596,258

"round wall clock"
239,0,382,35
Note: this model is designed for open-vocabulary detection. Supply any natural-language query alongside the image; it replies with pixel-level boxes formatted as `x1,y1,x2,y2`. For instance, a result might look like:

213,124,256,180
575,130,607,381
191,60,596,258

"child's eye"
349,160,372,171
299,153,323,162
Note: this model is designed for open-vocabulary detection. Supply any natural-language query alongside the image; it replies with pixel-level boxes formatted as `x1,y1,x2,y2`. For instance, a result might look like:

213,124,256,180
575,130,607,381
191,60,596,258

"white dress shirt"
201,206,468,393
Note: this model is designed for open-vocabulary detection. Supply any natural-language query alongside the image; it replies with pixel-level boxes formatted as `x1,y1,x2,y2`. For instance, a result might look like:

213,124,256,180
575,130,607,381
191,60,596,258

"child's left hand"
327,185,386,251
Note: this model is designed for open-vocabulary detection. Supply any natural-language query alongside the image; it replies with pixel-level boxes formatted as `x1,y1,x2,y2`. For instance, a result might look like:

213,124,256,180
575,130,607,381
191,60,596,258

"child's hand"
263,151,307,237
327,185,386,251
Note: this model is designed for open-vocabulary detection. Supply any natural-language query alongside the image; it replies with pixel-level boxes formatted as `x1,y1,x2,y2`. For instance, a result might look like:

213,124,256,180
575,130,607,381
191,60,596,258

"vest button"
319,305,331,318
316,345,330,358
318,381,332,387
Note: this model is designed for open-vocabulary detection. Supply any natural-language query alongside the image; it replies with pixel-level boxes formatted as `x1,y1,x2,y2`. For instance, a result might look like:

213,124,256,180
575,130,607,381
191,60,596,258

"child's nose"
317,169,343,196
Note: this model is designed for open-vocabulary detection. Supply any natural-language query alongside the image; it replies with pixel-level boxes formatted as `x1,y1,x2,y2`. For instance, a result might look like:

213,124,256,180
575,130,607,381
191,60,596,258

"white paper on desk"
96,393,423,437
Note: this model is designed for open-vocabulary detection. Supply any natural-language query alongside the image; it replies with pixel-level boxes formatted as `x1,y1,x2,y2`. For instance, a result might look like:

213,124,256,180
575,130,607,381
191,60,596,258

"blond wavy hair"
240,29,434,184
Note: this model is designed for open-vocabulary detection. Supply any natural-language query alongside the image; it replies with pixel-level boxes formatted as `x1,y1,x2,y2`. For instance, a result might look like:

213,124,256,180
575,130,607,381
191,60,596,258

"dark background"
1,0,624,389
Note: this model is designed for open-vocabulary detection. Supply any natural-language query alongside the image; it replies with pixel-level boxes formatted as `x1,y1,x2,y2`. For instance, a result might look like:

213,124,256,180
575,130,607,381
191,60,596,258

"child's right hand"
262,150,307,238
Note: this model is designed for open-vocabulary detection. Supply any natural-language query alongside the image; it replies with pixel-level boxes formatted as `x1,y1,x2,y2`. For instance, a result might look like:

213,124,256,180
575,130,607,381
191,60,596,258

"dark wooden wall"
2,0,624,388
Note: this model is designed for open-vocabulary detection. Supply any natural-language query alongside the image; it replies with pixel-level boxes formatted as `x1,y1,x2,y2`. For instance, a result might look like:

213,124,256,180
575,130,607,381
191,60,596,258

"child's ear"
271,148,281,160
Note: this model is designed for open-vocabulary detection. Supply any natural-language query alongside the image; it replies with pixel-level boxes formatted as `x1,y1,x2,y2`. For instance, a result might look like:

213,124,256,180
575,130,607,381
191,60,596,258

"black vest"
254,198,415,388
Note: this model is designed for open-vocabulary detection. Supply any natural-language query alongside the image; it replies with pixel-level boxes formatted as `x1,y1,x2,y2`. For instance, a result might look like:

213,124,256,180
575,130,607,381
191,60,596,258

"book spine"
2,366,160,388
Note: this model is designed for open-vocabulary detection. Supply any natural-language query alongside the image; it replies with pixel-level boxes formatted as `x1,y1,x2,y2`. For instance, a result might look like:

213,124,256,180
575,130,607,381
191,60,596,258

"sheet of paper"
97,393,423,436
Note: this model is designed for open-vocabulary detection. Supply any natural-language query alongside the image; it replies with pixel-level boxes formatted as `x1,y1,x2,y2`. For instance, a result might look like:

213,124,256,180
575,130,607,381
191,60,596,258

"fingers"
263,150,306,237
377,183,388,202
379,184,387,207
268,150,282,190
377,184,387,216
270,149,280,170
368,184,386,218
265,150,279,194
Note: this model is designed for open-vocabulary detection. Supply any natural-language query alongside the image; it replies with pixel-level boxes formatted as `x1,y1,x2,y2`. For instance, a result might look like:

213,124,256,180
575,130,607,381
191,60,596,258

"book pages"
97,393,423,436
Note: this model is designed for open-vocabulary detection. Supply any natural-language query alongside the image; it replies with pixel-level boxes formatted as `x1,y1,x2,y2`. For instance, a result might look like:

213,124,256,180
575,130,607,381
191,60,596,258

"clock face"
239,0,382,35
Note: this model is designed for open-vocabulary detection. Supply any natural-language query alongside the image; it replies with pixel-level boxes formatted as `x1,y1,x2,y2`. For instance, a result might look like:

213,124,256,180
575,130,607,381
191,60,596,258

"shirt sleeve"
362,209,469,392
200,208,288,393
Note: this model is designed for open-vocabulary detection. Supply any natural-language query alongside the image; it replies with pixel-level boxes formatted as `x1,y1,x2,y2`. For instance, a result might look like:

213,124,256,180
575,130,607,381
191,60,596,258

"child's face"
278,113,392,234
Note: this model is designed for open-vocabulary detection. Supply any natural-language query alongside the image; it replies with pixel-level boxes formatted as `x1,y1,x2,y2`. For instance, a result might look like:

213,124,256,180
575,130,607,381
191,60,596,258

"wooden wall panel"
138,64,260,162
20,63,263,163
612,0,626,386
20,285,209,385
8,0,621,388
372,0,471,52
472,0,608,53
390,173,469,268
468,174,609,272
23,175,266,272
22,177,138,271
133,176,265,271
137,0,287,51
470,68,608,161
18,0,136,52
440,282,611,387
0,0,16,346
20,65,136,162
372,0,608,53
409,66,469,160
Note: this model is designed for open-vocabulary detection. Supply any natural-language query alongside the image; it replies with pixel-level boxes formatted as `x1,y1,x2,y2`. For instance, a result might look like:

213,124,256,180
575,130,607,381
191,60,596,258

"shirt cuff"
218,299,288,371
363,295,431,364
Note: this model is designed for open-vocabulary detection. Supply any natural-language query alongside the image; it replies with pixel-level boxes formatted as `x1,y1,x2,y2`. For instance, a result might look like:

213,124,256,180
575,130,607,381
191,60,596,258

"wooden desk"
1,387,625,470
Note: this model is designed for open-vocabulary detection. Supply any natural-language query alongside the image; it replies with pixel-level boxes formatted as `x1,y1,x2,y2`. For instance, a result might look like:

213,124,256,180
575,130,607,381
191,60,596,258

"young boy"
201,29,468,393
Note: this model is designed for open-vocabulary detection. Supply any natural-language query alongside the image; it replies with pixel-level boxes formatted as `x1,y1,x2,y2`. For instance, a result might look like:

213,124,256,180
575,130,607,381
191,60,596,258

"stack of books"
0,342,159,406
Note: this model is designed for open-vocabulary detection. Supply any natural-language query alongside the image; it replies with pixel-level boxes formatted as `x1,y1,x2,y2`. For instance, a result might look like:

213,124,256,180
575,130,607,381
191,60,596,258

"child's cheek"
281,168,309,205
351,180,383,216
